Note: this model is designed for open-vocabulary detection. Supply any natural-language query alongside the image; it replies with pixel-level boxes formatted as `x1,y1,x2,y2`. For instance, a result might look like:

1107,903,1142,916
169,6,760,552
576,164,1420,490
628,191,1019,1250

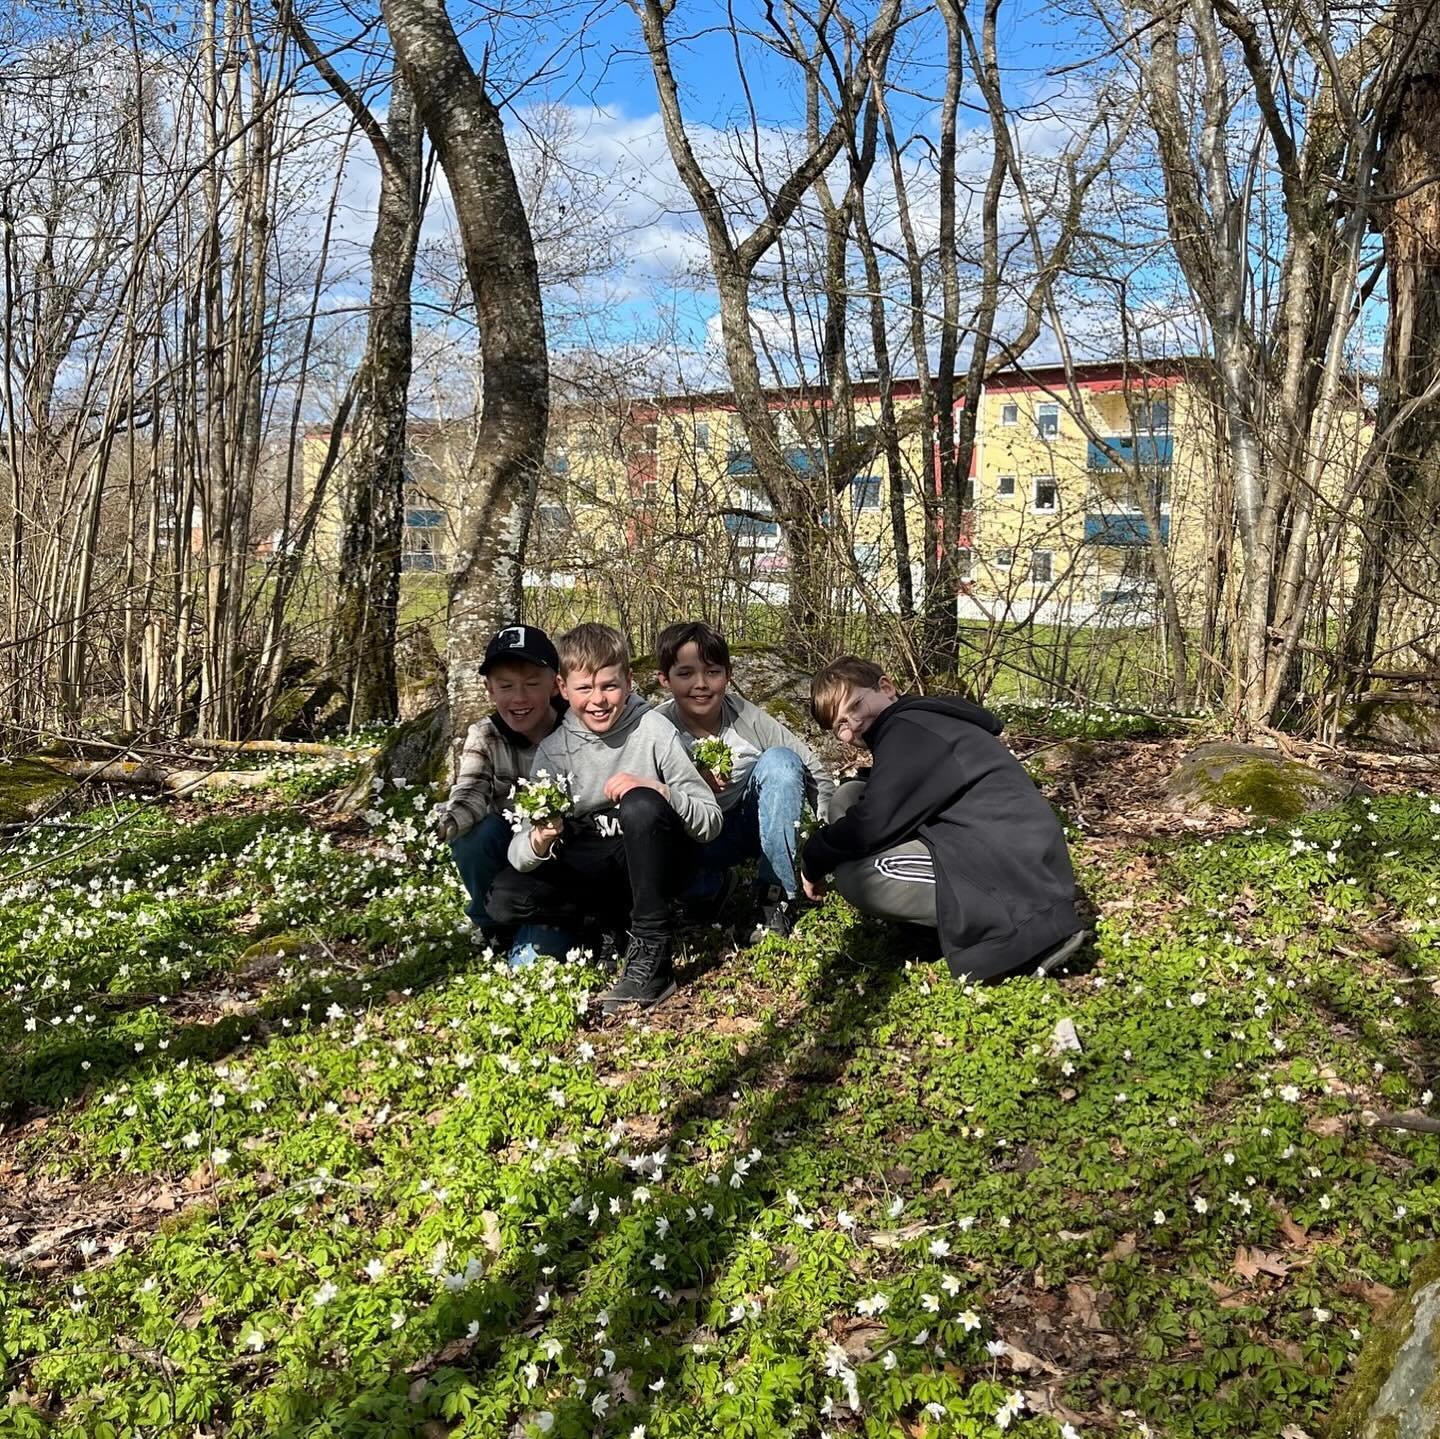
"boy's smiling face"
658,640,729,729
831,677,898,748
561,663,632,735
485,660,558,744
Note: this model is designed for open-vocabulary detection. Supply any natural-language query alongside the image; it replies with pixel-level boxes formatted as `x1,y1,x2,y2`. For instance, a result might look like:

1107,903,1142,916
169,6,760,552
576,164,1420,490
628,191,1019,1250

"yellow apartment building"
300,359,1232,628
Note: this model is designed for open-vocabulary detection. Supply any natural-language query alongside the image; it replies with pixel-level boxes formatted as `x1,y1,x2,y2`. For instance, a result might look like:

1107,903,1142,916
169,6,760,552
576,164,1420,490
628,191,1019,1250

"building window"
994,547,1014,569
1030,549,1053,583
853,542,882,572
536,503,568,539
961,478,975,509
1137,399,1171,432
998,474,1016,497
957,547,973,580
695,420,711,451
642,423,658,452
1036,403,1059,438
641,479,659,509
1000,402,1019,426
1033,476,1058,512
851,475,882,511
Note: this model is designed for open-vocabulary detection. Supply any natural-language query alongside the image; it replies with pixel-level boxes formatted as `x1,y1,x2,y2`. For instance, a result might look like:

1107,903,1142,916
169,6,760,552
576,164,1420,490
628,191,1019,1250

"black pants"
487,787,700,941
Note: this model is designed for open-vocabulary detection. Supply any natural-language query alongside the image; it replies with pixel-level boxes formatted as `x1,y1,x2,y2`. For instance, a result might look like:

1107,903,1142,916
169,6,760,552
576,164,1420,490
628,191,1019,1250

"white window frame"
851,475,882,511
1036,403,1059,438
853,541,883,572
1000,402,1019,427
997,474,1016,498
994,547,1014,569
1030,549,1053,584
1137,399,1171,432
1032,475,1059,513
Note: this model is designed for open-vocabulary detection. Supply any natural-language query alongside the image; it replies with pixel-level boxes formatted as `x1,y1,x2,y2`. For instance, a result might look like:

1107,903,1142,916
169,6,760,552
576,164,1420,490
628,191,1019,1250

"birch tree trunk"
378,0,549,738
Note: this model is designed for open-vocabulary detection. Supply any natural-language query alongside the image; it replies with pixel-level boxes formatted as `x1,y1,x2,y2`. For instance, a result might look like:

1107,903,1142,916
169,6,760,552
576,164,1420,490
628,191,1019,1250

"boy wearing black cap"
434,624,569,961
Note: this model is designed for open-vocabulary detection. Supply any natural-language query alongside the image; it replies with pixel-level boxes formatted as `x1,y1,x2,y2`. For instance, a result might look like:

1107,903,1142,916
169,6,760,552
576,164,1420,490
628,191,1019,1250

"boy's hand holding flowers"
507,772,575,854
691,737,734,792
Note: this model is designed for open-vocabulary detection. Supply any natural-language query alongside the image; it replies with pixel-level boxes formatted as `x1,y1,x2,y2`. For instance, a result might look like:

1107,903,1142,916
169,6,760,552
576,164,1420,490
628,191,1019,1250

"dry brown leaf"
1269,1201,1312,1249
1233,1246,1291,1280
1102,1233,1137,1261
833,1319,889,1361
1001,1340,1061,1376
480,1210,503,1257
1066,1280,1104,1329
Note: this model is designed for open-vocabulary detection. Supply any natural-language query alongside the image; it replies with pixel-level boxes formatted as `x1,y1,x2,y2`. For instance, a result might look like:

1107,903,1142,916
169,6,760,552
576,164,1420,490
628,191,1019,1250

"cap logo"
498,626,526,649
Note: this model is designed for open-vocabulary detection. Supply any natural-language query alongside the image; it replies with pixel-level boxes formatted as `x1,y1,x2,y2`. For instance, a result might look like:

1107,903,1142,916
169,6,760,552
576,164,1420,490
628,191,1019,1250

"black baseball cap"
481,623,560,674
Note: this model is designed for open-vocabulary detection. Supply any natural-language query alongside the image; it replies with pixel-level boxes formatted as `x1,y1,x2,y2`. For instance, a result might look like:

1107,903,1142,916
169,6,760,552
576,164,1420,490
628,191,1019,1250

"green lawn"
1,750,1437,1437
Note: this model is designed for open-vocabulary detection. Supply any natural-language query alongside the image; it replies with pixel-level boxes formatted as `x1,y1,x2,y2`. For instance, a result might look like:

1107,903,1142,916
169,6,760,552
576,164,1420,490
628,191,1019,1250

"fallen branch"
0,1220,96,1271
35,758,276,796
1362,1108,1440,1136
178,737,377,758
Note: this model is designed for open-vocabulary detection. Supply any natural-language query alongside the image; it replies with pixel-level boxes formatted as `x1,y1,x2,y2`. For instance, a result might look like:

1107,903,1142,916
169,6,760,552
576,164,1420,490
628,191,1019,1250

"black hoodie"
800,696,1079,980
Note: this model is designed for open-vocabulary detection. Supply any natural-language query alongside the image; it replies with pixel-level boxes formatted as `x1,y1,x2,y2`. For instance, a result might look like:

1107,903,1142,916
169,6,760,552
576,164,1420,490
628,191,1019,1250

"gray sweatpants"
829,780,939,928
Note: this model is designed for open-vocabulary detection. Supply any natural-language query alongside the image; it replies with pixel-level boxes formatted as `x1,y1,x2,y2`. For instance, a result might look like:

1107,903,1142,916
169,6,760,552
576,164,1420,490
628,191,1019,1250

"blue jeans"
697,746,806,899
450,813,572,966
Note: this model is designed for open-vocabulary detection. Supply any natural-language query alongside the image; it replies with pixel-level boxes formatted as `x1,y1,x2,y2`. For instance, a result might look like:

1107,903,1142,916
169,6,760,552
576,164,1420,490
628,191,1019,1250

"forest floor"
1,717,1438,1439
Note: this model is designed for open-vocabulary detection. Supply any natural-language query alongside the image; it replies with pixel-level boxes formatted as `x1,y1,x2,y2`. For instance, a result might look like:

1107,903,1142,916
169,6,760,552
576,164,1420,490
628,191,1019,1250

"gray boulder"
334,704,451,813
1346,689,1440,753
1332,1245,1440,1438
1164,741,1367,821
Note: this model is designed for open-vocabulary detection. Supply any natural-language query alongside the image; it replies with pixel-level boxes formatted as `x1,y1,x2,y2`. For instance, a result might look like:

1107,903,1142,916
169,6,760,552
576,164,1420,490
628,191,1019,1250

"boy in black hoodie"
799,657,1087,981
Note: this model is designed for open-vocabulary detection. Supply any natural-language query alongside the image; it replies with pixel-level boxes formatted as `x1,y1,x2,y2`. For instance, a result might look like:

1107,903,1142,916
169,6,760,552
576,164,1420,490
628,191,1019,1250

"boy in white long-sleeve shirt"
488,623,721,1014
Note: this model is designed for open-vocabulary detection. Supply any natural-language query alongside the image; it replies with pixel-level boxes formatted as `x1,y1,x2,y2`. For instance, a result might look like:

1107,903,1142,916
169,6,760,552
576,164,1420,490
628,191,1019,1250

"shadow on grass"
261,910,912,1437
0,936,484,1121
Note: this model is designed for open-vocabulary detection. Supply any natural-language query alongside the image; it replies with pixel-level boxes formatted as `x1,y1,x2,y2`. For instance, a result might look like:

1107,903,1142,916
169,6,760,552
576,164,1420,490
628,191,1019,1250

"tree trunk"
329,71,423,727
1345,62,1440,683
378,0,549,739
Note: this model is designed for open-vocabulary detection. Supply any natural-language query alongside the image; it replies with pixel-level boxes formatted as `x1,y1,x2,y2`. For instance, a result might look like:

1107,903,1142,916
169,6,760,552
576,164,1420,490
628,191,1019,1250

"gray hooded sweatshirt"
655,691,835,819
507,691,722,872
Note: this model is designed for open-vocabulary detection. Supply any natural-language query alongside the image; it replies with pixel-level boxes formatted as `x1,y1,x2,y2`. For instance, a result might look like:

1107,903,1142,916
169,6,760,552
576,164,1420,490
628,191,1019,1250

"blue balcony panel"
1086,434,1174,471
725,446,816,477
723,513,779,538
405,508,444,528
1084,513,1170,546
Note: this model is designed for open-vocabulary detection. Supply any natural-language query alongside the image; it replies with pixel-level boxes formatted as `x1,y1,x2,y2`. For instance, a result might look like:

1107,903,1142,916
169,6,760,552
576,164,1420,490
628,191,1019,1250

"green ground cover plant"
1,742,1437,1438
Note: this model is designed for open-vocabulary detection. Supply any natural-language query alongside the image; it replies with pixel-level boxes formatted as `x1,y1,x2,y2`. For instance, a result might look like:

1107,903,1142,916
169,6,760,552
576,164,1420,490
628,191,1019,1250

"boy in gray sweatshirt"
655,621,835,940
488,623,722,1014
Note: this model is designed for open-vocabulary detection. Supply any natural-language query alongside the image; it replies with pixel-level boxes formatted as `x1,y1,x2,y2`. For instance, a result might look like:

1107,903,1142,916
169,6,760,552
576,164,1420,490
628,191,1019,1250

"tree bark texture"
330,70,423,727
1346,54,1440,680
378,0,549,739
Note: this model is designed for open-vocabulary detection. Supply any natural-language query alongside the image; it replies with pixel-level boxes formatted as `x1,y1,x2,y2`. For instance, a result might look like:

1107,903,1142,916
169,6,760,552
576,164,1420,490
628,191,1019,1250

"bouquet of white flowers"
505,771,575,832
691,737,735,784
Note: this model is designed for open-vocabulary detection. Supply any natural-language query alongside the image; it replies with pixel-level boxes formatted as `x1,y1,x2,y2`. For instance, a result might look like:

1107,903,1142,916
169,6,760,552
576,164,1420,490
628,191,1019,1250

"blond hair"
557,622,630,678
810,656,886,730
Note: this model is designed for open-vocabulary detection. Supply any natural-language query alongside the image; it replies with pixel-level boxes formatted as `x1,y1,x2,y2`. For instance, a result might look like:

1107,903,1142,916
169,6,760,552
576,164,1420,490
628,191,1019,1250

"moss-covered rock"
0,756,78,823
1346,689,1440,753
335,704,451,812
1163,741,1366,820
1331,1244,1440,1439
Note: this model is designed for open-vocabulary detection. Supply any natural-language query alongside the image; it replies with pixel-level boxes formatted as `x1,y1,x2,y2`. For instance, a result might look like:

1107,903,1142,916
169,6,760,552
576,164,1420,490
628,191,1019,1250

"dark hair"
656,621,731,676
810,656,886,729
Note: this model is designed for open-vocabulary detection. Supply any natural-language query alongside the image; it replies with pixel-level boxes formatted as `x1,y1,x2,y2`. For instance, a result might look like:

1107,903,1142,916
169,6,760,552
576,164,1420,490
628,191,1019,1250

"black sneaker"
1033,929,1090,977
743,886,794,943
598,935,677,1015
